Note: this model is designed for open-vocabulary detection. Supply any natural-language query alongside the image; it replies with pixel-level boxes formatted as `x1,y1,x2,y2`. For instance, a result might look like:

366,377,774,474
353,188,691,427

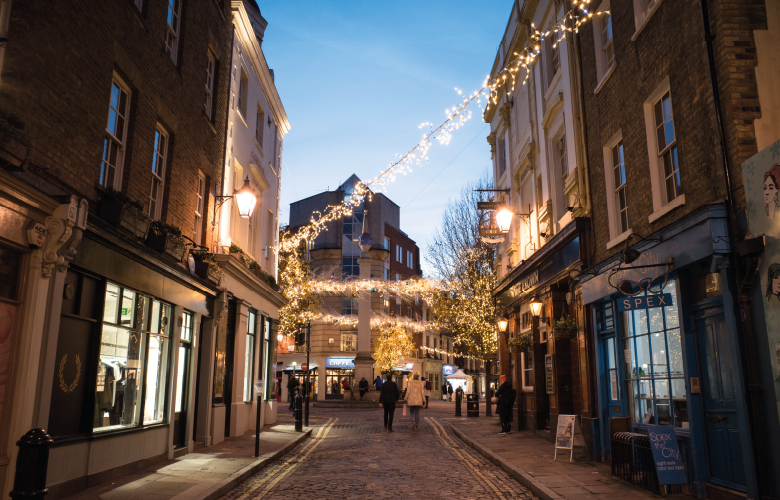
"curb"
447,422,562,500
199,429,312,500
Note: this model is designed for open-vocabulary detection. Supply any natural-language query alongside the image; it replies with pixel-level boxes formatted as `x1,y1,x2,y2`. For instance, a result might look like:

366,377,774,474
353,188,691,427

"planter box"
146,231,186,261
194,261,220,282
98,200,125,225
120,209,150,239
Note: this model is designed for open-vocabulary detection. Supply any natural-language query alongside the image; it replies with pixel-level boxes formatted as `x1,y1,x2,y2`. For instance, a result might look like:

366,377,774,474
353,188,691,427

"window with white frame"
558,133,568,180
601,13,614,67
238,67,248,119
497,137,506,178
521,351,534,389
149,126,168,219
592,1,615,85
612,141,628,234
204,52,215,118
164,0,181,64
396,244,401,262
266,210,273,259
340,332,357,352
255,106,264,146
407,250,413,269
193,171,205,243
654,91,680,203
101,78,130,189
341,298,358,316
243,310,256,402
633,0,661,31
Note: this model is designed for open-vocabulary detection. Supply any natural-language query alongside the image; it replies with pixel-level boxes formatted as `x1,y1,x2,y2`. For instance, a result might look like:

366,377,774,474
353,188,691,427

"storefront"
580,204,756,498
493,218,591,443
325,356,355,399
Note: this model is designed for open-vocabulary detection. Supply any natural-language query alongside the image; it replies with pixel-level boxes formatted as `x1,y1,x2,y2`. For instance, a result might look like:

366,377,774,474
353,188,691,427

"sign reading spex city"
616,293,674,312
477,201,503,210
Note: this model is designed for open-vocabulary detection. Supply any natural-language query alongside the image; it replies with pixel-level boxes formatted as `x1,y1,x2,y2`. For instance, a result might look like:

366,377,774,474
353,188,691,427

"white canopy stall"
445,369,473,393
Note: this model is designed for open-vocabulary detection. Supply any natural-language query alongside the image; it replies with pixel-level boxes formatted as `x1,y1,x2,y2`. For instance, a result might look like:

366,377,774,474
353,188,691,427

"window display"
622,280,687,427
95,282,171,431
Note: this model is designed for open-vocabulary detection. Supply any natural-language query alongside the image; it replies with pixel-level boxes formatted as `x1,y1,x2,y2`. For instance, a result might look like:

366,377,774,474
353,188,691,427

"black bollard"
9,429,53,500
455,392,462,417
294,390,303,432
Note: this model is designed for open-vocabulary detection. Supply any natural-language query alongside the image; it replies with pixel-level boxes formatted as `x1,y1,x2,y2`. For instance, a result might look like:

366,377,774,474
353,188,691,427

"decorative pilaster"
499,103,512,129
487,131,497,159
41,197,88,278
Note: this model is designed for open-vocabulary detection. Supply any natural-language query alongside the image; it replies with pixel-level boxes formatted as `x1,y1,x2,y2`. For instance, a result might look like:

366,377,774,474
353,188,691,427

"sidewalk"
445,415,687,500
61,423,311,500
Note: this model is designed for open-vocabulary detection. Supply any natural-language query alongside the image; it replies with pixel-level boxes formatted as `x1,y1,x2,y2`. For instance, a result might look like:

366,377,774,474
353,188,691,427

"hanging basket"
508,332,533,353
552,315,578,339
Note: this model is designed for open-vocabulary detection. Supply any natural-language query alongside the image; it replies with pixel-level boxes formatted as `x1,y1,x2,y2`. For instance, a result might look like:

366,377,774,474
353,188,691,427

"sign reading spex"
647,425,686,485
616,293,673,312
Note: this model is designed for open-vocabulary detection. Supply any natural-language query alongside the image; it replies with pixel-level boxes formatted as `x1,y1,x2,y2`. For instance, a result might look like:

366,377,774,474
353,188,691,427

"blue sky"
261,1,511,272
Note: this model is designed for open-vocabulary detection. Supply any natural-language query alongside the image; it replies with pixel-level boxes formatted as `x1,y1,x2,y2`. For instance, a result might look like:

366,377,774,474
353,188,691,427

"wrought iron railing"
611,432,692,495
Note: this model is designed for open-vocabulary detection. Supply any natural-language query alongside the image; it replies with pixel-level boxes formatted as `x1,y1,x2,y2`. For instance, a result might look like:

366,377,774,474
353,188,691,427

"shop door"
224,300,236,437
173,344,190,448
696,310,746,490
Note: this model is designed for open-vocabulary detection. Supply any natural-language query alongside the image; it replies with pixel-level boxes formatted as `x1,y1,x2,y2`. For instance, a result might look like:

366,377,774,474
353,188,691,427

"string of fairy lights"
276,1,608,361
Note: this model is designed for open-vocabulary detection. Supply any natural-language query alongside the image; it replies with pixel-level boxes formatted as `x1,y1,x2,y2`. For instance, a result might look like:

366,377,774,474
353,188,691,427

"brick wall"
1,0,233,250
384,222,423,319
579,0,729,265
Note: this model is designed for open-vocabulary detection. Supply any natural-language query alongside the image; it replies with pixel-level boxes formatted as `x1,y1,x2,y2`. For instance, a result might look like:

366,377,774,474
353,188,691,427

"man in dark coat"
358,377,369,400
287,376,299,412
379,373,400,432
447,383,454,401
495,375,515,434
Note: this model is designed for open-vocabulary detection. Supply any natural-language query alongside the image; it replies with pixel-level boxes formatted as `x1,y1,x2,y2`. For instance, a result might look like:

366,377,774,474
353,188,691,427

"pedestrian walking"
287,376,299,412
441,382,447,401
374,375,383,391
447,382,454,401
422,377,431,408
379,373,400,432
359,377,369,400
405,373,426,430
495,375,516,434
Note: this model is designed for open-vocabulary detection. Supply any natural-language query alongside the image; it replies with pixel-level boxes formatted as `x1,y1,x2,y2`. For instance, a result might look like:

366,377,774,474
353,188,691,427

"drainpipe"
214,25,236,252
699,1,772,498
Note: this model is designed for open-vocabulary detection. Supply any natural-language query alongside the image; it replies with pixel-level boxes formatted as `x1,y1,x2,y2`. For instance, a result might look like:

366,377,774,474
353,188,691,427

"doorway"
695,306,746,491
173,311,194,448
223,300,236,438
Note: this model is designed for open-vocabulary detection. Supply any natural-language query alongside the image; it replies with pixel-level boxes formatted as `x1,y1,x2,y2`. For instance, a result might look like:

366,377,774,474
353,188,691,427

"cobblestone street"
223,402,536,500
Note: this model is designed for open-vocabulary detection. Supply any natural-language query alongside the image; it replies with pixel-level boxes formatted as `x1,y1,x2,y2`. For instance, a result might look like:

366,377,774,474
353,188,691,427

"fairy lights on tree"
373,322,417,373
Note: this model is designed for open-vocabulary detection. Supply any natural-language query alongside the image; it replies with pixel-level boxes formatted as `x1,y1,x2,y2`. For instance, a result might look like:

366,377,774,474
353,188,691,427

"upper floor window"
193,171,205,243
592,1,616,87
558,134,568,180
613,141,628,234
601,14,614,67
341,298,358,316
654,92,680,203
497,137,506,178
633,0,661,32
384,237,389,250
407,250,413,269
396,244,401,262
204,52,215,118
341,332,357,352
101,78,131,189
149,126,169,219
383,268,388,281
164,0,181,64
238,67,248,119
256,106,265,147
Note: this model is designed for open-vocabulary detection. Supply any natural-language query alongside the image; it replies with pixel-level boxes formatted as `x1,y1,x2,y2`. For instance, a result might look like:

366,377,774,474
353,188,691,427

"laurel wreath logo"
58,354,81,394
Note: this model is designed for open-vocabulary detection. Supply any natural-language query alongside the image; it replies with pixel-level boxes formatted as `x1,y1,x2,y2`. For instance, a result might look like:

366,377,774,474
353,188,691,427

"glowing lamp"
287,344,295,352
277,333,283,342
529,294,543,317
496,207,514,233
497,316,509,333
234,177,257,219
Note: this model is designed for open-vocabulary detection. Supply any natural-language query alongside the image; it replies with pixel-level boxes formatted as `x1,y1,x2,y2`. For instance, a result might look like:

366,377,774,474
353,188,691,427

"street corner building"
488,0,780,499
0,0,288,498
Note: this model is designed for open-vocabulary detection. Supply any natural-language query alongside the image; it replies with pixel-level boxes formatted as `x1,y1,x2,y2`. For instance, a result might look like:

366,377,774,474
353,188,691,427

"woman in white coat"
405,373,426,430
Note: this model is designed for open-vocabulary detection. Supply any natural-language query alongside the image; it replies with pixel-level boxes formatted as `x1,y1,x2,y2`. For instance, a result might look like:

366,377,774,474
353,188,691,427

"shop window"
262,318,274,400
0,246,21,300
244,310,256,402
341,332,357,352
622,280,686,427
175,311,194,414
96,283,172,432
695,272,722,300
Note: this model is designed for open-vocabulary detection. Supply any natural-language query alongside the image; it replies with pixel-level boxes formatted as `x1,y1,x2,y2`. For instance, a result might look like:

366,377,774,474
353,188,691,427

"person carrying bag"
405,373,426,430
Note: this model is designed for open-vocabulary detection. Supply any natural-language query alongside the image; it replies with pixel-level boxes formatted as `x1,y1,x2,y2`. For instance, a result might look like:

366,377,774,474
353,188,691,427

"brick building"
0,0,287,497
576,0,780,498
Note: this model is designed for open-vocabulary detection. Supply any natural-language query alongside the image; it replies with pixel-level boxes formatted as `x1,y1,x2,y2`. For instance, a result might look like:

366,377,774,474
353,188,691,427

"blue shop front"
580,205,757,499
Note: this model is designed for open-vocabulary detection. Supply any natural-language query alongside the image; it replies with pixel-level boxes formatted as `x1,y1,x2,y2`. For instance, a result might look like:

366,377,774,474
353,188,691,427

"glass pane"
639,380,653,423
663,151,674,176
104,283,120,323
657,123,667,152
248,311,256,335
651,332,668,376
629,380,640,422
654,99,664,126
621,311,634,338
121,289,136,328
648,307,664,333
144,335,170,424
151,301,161,334
175,345,187,412
664,118,675,147
606,337,616,370
672,378,688,428
624,337,636,379
612,145,620,167
95,327,146,431
662,93,672,120
182,312,192,342
667,328,684,376
633,309,648,335
655,379,671,425
244,335,254,402
635,335,651,378
159,303,171,335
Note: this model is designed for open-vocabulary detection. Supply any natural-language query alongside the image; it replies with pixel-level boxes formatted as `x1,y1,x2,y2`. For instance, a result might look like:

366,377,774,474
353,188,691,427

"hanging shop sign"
443,365,454,375
616,294,674,312
477,201,503,210
326,357,355,369
647,425,687,485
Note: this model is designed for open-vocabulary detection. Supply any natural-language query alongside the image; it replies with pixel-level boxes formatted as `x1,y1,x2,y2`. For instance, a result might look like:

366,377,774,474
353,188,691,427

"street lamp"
529,294,543,317
496,206,514,233
234,177,258,218
497,316,509,333
277,333,284,342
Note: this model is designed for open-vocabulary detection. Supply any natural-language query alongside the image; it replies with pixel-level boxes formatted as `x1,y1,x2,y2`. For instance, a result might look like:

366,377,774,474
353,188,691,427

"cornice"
214,253,288,308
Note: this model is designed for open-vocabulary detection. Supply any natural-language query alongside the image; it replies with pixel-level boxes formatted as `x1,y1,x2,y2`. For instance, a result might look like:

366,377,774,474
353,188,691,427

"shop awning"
446,369,471,380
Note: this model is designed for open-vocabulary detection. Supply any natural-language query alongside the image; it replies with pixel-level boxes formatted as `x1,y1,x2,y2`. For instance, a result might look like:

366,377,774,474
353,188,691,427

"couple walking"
379,373,426,432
